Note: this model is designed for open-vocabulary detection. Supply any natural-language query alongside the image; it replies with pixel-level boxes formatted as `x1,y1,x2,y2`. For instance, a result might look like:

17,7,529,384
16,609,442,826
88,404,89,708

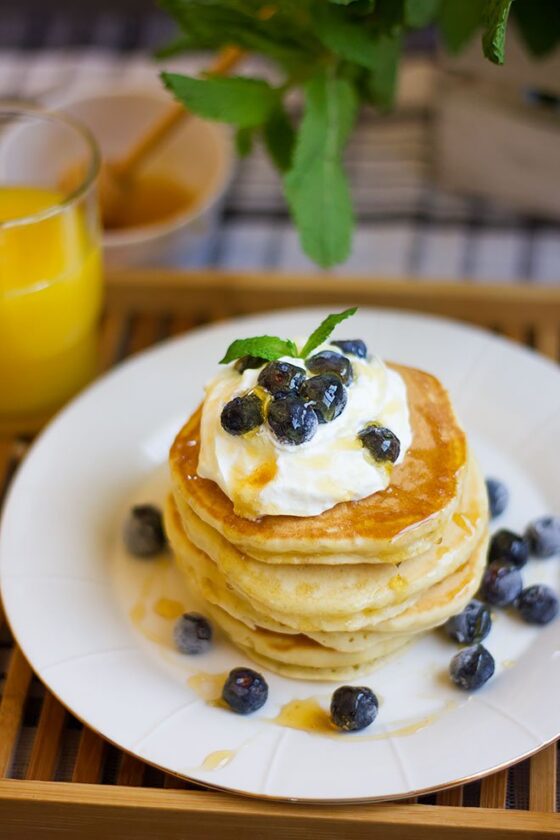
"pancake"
170,364,467,562
171,453,485,620
165,498,488,663
165,493,421,637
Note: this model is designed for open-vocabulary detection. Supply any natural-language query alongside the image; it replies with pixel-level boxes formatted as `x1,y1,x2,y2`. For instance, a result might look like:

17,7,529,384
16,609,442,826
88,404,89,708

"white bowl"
53,88,235,267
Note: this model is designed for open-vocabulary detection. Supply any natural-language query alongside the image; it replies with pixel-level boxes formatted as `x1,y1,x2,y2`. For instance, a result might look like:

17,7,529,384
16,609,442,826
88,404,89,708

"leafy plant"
159,0,560,268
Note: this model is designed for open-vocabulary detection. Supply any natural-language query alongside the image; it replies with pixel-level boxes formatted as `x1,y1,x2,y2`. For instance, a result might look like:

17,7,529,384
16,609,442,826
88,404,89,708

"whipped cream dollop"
197,342,412,519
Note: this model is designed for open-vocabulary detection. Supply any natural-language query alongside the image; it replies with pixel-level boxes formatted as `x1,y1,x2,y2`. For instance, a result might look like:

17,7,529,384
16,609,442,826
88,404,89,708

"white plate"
1,308,560,803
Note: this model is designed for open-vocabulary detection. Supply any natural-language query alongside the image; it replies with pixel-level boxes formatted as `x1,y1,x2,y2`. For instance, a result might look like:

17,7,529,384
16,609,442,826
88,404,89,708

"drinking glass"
0,109,102,434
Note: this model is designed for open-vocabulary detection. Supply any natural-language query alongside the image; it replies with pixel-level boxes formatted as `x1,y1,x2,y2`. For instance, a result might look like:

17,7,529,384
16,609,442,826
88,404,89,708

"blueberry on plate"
330,685,378,732
480,560,523,607
488,529,529,569
267,393,318,445
257,361,306,396
358,424,401,463
516,584,559,625
234,355,267,374
331,339,367,359
222,667,268,714
486,478,509,519
305,351,353,385
123,504,166,557
299,373,347,424
525,516,560,558
173,613,212,655
449,644,495,691
444,599,492,645
221,392,264,436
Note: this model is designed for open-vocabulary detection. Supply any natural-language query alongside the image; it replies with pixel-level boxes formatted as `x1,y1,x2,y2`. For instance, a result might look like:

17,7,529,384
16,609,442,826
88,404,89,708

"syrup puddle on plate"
268,697,458,742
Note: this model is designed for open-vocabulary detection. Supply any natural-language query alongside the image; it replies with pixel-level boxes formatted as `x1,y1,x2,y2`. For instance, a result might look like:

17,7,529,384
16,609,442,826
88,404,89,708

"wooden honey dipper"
60,46,244,228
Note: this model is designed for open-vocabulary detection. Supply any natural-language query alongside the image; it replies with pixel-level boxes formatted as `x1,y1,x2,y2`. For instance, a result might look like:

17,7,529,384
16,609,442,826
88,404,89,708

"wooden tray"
1,269,560,839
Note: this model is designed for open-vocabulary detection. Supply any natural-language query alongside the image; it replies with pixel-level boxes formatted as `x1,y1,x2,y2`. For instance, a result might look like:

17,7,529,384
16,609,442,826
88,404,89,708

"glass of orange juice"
0,109,102,435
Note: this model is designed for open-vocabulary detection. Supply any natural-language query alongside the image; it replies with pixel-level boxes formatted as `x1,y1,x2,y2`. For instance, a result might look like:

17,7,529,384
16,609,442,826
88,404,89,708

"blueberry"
444,599,492,645
305,351,353,385
516,584,559,625
174,613,212,655
449,644,495,691
486,478,509,519
267,394,318,445
299,373,347,424
358,424,401,463
123,504,166,557
257,361,306,396
525,516,560,558
221,392,264,435
331,339,367,359
234,355,267,374
222,667,268,714
488,529,529,569
480,560,523,607
330,685,378,732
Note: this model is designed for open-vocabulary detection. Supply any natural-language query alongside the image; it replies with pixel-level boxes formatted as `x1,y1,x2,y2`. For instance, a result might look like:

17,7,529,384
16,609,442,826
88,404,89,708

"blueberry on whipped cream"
305,350,353,385
220,392,264,435
331,339,368,359
358,424,401,464
258,361,306,396
234,355,266,373
267,393,318,445
299,373,347,424
199,310,411,518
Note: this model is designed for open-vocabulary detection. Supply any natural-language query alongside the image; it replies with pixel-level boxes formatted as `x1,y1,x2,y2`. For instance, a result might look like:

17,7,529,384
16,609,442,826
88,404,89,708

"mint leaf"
236,126,255,157
482,0,514,64
438,0,485,52
300,308,358,358
263,105,295,172
284,72,357,268
161,73,278,127
316,7,378,69
220,336,298,365
367,31,403,110
514,0,560,56
405,0,441,28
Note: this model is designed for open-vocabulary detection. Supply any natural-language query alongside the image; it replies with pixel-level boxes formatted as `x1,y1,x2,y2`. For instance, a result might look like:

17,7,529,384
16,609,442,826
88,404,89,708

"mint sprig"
220,307,358,365
159,0,560,268
300,307,357,358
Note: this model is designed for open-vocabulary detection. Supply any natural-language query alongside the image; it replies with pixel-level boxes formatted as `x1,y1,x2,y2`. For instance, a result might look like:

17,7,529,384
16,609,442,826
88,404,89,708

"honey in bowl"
103,173,195,231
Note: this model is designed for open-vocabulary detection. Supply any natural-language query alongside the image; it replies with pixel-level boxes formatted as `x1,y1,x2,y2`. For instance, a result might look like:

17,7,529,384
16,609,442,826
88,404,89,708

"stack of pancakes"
166,364,489,681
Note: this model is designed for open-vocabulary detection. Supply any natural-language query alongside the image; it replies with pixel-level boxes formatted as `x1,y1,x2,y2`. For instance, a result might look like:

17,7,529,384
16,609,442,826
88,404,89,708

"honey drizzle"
200,749,236,770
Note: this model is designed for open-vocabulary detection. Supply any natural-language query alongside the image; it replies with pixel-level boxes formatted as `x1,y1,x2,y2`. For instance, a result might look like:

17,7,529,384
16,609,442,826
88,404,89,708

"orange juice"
0,186,103,432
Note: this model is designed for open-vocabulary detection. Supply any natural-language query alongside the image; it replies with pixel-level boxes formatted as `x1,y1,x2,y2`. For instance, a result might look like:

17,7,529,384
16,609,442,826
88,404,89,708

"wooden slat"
72,728,105,785
534,325,560,362
128,313,163,355
480,770,509,809
0,647,33,777
529,744,557,813
436,786,464,807
25,693,66,781
2,782,560,839
98,310,128,372
169,314,197,337
163,773,188,790
117,754,146,787
501,324,527,345
106,269,560,327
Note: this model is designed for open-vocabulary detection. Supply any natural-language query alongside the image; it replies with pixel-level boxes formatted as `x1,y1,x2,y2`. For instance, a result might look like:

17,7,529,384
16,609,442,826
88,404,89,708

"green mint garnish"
219,307,357,365
299,307,357,358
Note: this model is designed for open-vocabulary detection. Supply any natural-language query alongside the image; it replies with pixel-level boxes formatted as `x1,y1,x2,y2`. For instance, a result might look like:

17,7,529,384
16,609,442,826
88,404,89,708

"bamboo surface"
1,269,559,839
